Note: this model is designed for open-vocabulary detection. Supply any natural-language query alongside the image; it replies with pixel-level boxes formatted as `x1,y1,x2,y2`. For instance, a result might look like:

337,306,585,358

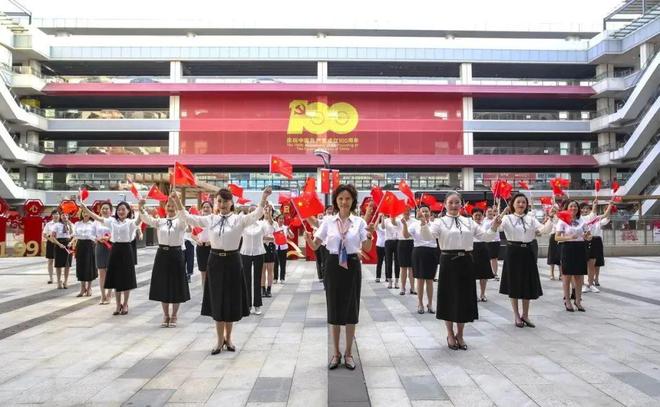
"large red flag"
147,185,168,202
292,192,324,218
270,155,293,179
173,162,197,187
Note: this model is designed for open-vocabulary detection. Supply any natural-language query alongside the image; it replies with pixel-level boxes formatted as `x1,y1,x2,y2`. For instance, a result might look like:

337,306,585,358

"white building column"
640,43,655,69
318,61,328,83
170,61,184,83
460,64,475,190
19,166,37,188
168,95,180,155
459,62,472,85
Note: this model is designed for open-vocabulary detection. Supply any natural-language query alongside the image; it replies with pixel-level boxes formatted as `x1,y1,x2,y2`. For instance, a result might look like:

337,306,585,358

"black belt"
328,253,359,259
211,249,238,257
440,250,470,260
507,241,533,248
199,242,211,247
158,245,181,251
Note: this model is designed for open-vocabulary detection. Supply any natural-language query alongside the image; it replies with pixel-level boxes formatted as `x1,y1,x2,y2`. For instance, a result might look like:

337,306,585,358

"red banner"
180,93,463,155
320,169,330,194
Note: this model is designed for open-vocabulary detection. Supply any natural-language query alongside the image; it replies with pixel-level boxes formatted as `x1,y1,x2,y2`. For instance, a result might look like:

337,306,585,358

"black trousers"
384,240,400,280
274,249,288,281
315,246,327,280
241,254,264,307
184,240,195,276
375,246,386,279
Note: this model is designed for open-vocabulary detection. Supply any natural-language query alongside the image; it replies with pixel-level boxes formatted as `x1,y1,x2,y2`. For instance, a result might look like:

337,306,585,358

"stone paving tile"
248,377,292,402
123,388,175,407
400,375,448,400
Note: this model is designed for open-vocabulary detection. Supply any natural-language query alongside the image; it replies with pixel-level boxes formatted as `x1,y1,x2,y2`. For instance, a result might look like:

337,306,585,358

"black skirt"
201,251,250,322
263,242,276,263
54,238,72,268
561,241,588,275
499,242,543,300
196,244,211,272
436,252,478,323
397,240,414,268
547,234,561,265
586,236,605,267
95,243,110,269
486,241,501,259
45,240,55,260
131,239,138,265
149,246,190,303
75,240,98,281
325,253,361,325
412,246,438,280
472,242,494,280
105,242,137,291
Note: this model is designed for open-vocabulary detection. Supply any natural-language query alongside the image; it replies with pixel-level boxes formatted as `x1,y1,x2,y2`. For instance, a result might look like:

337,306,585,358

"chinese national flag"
518,181,530,190
59,200,79,215
292,192,324,218
611,180,620,193
79,188,89,202
228,183,244,198
173,162,197,187
556,210,573,225
270,155,293,179
594,179,601,192
156,206,167,218
371,185,384,205
130,183,141,200
539,196,553,205
200,192,211,202
475,200,488,211
491,179,513,200
463,202,474,216
303,177,316,195
147,185,168,202
273,230,287,246
430,202,444,212
612,195,623,203
237,197,251,204
378,192,407,218
290,216,302,227
420,193,437,207
331,170,340,191
398,180,415,206
278,192,291,205
189,206,200,215
320,169,330,194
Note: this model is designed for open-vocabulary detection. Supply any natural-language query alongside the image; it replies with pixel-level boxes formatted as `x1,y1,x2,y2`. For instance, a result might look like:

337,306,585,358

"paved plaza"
0,250,659,406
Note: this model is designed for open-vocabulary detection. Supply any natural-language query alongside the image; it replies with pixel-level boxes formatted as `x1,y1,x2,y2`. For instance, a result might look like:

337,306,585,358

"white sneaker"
255,306,262,315
249,307,254,314
589,285,600,293
581,286,589,293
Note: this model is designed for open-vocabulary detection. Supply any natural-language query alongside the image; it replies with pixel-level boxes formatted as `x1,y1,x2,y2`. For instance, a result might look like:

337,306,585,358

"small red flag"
129,183,141,200
147,185,168,202
80,188,89,202
378,192,407,218
303,177,316,195
292,192,324,218
371,186,384,205
289,216,302,227
463,202,474,216
189,206,200,215
172,162,197,187
556,210,573,225
156,206,167,218
475,201,488,211
518,181,530,190
594,179,601,192
539,196,553,205
612,195,623,203
200,192,211,202
237,197,251,205
278,192,292,205
320,169,330,194
59,200,79,215
270,155,293,179
420,194,437,207
331,170,340,191
611,180,620,193
273,230,287,246
398,180,415,207
492,179,513,200
430,202,444,212
227,183,244,198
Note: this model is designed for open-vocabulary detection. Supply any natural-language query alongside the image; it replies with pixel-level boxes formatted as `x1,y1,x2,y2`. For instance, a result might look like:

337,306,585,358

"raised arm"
171,191,212,228
80,202,104,223
137,199,159,228
241,187,272,227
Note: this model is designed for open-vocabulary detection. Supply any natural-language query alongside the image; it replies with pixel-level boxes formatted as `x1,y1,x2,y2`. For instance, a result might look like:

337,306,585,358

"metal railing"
474,146,596,155
40,146,168,155
473,111,592,120
38,108,169,119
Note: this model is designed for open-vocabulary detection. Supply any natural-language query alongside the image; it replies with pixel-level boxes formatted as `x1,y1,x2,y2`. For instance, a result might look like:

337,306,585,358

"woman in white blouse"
421,191,499,351
402,206,438,314
82,201,143,316
240,205,268,315
138,197,190,328
305,184,375,370
398,211,417,296
580,200,614,292
482,207,502,281
94,202,113,305
49,211,74,289
471,208,495,302
555,200,592,312
43,210,60,285
70,210,99,297
273,212,294,284
191,200,213,287
496,193,553,328
173,187,271,355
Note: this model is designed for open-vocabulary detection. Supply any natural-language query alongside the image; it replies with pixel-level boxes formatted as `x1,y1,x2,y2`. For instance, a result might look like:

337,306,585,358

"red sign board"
180,93,463,156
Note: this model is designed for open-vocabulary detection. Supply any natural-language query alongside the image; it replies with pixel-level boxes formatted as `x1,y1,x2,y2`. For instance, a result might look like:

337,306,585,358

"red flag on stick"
237,197,251,205
270,155,293,179
273,230,287,246
147,185,168,202
278,192,292,205
371,186,384,205
398,180,416,207
130,183,141,200
173,162,197,187
556,210,573,225
463,202,474,216
79,188,89,202
227,183,244,198
594,179,601,193
303,177,316,195
378,192,407,218
518,181,530,190
539,196,553,205
611,180,620,193
430,202,444,212
475,201,488,211
492,179,513,200
420,193,437,207
291,192,324,218
156,206,167,218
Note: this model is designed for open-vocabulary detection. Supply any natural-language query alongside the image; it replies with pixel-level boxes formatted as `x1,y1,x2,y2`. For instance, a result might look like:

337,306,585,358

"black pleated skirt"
196,244,211,272
54,238,72,268
547,234,561,265
436,253,478,323
95,243,110,269
201,251,250,322
560,241,587,275
45,240,55,260
105,242,137,291
131,239,138,265
75,240,98,281
499,243,543,300
586,236,605,267
397,240,414,267
149,246,190,303
264,242,276,263
486,241,501,259
473,242,495,280
325,253,361,325
412,246,438,280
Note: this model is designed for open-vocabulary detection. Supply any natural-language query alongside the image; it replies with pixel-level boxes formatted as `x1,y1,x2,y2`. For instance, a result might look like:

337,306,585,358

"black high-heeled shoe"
417,305,425,314
456,338,468,351
446,336,459,350
211,346,222,355
564,301,574,312
521,317,536,328
344,355,356,370
515,320,525,328
426,305,435,314
223,340,236,352
328,354,342,369
574,302,586,312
